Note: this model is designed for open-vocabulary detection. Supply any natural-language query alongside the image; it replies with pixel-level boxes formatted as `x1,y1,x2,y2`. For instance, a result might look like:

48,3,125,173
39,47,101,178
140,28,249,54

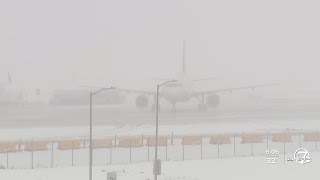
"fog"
1,0,320,93
2,2,320,179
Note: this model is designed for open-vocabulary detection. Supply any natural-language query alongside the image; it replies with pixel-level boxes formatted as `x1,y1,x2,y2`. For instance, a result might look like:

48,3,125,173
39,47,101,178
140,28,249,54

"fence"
0,130,319,169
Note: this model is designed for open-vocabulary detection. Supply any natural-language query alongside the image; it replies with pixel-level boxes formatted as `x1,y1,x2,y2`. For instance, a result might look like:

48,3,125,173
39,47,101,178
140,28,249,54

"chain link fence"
0,130,319,169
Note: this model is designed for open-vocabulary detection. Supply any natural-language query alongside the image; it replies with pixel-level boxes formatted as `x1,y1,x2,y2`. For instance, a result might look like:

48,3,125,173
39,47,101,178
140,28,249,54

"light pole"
89,86,115,180
154,80,176,180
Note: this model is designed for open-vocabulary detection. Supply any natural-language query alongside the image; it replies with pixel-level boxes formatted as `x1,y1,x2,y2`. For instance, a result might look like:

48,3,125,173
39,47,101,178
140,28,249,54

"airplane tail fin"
182,40,186,73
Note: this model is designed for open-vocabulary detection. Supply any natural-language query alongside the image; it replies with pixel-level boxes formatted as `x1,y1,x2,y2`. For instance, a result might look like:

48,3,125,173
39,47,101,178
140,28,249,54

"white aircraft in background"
121,42,276,112
0,73,19,106
0,73,45,106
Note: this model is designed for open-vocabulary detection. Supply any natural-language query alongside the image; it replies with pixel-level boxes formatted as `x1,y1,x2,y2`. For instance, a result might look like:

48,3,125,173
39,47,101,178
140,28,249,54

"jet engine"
135,94,149,108
207,94,220,108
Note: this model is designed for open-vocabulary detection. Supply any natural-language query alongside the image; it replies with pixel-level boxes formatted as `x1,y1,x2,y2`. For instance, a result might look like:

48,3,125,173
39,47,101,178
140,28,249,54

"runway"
1,98,320,129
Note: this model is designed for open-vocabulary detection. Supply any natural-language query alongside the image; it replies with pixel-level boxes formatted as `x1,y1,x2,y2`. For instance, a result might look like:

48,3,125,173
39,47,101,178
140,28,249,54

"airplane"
0,73,12,94
0,73,46,106
120,42,276,112
0,73,18,106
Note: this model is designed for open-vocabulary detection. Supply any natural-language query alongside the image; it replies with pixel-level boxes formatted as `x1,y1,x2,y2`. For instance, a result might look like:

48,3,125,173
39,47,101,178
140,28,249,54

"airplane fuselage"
160,73,193,104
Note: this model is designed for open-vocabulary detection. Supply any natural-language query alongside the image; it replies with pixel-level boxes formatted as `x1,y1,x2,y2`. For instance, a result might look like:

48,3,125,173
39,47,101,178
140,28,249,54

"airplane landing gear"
198,104,208,112
197,95,208,112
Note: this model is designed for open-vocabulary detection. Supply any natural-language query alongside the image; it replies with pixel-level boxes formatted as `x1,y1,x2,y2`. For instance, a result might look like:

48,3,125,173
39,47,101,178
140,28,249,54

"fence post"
251,142,253,156
283,141,286,164
148,146,150,161
71,141,74,166
83,136,86,148
218,141,220,158
233,134,236,157
316,139,318,151
182,144,185,161
109,147,112,165
299,131,302,148
171,132,174,145
31,139,34,169
266,132,269,149
166,145,168,161
6,142,9,169
51,141,54,168
130,145,132,164
18,138,22,151
200,137,203,159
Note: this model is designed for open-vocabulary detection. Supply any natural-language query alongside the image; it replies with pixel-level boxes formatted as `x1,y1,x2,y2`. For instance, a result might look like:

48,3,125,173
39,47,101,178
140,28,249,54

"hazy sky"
1,0,320,91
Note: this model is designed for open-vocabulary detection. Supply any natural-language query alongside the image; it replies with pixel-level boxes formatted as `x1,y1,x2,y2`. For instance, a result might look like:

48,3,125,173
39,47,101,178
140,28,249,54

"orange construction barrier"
93,139,113,149
146,136,168,146
24,141,48,151
210,135,231,144
304,132,320,142
118,137,142,148
241,133,264,143
181,135,202,145
272,133,292,142
57,140,81,150
0,142,16,153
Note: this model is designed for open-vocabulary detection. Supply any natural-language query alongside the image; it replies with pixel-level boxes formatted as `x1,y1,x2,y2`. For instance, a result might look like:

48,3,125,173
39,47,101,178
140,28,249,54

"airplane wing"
78,84,156,96
117,88,156,96
193,84,279,96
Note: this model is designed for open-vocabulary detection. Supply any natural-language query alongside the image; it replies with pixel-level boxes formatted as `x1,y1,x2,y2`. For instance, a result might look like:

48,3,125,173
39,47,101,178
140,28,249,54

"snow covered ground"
0,118,319,141
0,151,318,180
0,121,319,175
1,103,319,179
